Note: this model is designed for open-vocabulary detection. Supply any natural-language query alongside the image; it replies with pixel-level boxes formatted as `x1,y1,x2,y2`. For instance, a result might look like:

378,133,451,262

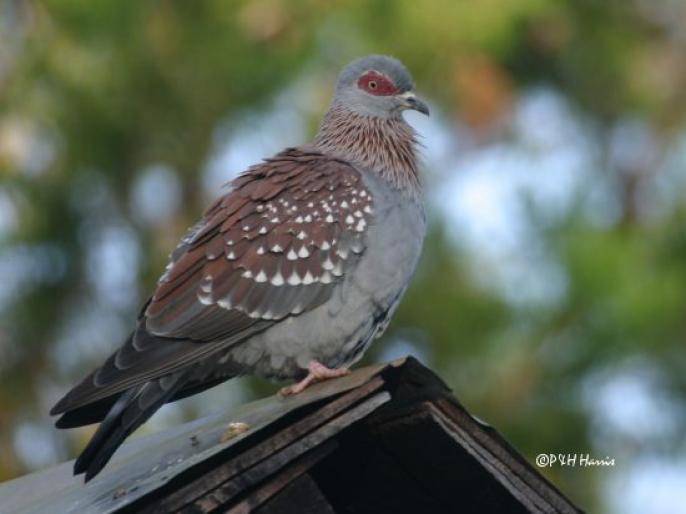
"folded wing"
51,148,374,415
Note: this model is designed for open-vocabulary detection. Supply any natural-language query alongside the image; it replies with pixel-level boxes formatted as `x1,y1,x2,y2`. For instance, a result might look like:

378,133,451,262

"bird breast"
348,168,426,306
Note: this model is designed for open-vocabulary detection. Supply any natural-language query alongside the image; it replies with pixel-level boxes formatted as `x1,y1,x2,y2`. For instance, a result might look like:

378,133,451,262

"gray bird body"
225,165,426,380
51,54,429,481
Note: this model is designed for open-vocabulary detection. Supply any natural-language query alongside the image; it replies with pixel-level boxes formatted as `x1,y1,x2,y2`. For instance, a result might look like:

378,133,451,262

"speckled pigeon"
51,55,429,481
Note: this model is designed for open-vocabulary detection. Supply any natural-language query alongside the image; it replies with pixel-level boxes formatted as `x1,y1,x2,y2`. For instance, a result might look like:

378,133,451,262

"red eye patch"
357,71,398,96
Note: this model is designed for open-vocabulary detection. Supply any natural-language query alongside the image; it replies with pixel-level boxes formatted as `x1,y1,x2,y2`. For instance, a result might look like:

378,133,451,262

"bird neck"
314,105,421,195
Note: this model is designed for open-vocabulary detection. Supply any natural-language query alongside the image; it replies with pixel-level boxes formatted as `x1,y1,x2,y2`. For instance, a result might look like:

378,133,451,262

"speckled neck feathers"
314,105,421,195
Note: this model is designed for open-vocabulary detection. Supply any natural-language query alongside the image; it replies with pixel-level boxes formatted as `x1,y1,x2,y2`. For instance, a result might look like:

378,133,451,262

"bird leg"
279,361,350,396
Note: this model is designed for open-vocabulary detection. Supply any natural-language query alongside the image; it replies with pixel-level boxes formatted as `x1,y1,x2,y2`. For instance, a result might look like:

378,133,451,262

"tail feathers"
74,373,187,482
55,394,121,429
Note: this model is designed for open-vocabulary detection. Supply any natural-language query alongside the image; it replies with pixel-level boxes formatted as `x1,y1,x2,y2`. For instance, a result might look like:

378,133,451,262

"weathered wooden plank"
254,473,335,514
428,400,583,514
137,376,385,513
183,391,391,512
227,444,336,514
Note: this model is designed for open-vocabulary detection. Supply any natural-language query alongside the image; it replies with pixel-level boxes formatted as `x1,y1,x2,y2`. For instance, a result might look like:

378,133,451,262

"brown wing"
51,148,375,415
145,147,374,338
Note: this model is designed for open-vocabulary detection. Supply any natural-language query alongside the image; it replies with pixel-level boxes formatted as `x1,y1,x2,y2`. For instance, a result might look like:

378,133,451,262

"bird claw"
279,361,350,396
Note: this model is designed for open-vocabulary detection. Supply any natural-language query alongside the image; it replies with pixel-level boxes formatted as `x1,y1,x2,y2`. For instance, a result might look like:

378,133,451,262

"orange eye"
368,81,377,90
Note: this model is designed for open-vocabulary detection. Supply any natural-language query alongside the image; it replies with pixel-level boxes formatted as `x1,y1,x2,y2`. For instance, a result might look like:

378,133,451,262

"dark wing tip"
50,371,99,417
50,395,71,417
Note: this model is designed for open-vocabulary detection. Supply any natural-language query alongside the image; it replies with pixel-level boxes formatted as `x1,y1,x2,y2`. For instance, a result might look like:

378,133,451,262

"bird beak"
398,91,430,116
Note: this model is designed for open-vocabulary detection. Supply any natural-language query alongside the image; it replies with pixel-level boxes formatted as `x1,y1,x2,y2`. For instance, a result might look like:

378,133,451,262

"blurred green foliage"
2,1,686,512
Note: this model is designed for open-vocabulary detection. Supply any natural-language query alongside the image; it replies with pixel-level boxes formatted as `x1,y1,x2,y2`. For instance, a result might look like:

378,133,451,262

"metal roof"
0,358,583,514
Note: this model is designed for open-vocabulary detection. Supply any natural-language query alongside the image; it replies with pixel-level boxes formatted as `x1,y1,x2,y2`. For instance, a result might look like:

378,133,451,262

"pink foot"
279,361,350,396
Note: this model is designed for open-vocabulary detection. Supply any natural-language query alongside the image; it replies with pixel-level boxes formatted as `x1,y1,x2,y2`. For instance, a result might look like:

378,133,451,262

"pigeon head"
333,55,429,119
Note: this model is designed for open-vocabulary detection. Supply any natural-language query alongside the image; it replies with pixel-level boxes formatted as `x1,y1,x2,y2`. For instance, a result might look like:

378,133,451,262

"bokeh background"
2,1,686,512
